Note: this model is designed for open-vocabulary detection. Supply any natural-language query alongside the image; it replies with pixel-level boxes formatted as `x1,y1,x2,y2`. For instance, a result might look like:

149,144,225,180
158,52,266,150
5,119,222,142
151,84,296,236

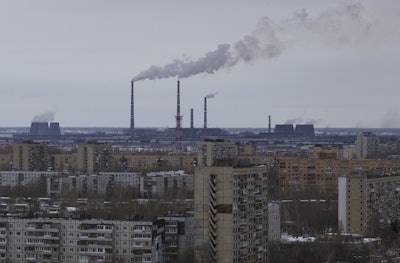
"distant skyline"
1,1,399,128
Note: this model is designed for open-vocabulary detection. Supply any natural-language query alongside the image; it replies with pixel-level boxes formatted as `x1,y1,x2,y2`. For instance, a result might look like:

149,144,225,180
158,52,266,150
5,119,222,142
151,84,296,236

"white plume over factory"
133,3,372,82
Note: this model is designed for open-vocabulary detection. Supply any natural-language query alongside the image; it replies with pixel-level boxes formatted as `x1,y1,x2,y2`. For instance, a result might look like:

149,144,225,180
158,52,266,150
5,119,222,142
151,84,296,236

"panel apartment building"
77,142,112,173
0,217,164,263
194,140,269,263
338,172,400,236
12,142,48,171
278,158,400,195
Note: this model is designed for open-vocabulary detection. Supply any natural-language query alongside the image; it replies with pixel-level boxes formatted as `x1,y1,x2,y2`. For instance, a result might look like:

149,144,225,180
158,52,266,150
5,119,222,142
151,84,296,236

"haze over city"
1,0,399,128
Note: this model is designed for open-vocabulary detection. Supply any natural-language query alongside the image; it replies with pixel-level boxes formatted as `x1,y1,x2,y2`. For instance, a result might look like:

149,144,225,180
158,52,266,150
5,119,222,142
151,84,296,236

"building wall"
338,176,347,233
50,154,78,172
268,202,280,243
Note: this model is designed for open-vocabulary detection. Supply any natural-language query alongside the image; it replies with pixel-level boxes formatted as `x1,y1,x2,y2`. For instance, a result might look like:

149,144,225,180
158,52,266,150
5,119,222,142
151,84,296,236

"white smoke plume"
205,92,219,99
32,111,55,123
133,3,373,82
284,117,303,125
284,117,321,125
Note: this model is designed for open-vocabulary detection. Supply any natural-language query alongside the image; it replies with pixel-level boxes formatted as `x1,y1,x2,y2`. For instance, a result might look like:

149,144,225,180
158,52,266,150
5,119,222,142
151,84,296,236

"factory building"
194,140,269,263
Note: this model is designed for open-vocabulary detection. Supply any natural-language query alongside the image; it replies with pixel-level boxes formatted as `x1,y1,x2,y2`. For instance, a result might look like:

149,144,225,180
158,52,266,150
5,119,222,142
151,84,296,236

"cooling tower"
274,124,294,134
295,124,315,137
30,122,49,136
49,122,61,136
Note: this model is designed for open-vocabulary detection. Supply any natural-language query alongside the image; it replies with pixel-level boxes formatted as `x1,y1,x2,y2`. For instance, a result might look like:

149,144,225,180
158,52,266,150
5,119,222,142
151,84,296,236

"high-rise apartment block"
77,142,112,173
356,132,379,159
12,141,48,171
338,172,400,236
194,140,269,263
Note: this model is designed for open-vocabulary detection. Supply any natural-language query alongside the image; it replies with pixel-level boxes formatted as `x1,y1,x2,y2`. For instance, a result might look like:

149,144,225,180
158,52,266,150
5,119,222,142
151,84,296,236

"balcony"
25,255,37,261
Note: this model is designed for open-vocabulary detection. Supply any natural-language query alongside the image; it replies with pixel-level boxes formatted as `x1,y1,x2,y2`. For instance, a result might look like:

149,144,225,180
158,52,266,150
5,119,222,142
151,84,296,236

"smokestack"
177,81,181,121
190,108,194,129
203,97,207,129
268,115,271,134
130,81,135,139
175,80,182,151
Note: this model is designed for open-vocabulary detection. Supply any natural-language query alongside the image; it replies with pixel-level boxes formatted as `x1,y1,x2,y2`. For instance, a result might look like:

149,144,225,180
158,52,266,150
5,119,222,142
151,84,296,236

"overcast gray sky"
0,0,399,128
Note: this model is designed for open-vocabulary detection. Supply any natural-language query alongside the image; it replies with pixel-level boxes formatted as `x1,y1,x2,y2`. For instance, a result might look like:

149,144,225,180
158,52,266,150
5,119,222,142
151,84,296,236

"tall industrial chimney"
203,97,207,129
268,115,271,134
190,108,194,129
130,80,135,139
175,80,183,151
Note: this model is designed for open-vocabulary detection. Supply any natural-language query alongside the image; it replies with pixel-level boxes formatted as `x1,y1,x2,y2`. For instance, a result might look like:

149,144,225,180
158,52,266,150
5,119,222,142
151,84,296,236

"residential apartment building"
0,217,164,263
0,171,62,188
77,142,112,173
47,171,193,198
12,142,48,171
141,171,193,198
47,172,141,197
194,140,269,263
338,172,400,236
278,158,400,195
0,154,12,170
356,132,380,159
267,202,280,243
49,154,78,172
158,212,194,262
4,143,264,174
112,153,196,173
